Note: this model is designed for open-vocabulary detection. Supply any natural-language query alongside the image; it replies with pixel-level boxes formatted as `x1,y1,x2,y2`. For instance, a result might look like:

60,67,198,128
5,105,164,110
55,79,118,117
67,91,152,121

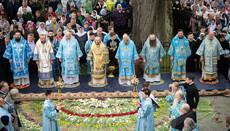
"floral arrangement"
131,76,140,87
18,98,176,131
54,81,65,90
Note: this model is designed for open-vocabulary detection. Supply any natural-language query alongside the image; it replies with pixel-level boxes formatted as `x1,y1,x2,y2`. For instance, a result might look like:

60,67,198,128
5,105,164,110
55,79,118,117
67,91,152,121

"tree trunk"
131,0,173,52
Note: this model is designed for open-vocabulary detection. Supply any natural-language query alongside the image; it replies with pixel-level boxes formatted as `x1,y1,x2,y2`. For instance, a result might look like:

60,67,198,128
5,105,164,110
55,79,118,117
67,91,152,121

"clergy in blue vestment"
43,90,63,131
0,81,21,130
166,82,186,105
115,34,139,85
85,32,95,74
0,98,14,131
167,91,186,131
48,30,60,75
56,32,83,84
103,26,120,44
136,89,155,131
168,29,191,81
33,33,56,86
196,31,224,82
3,31,33,88
140,34,166,82
139,82,158,112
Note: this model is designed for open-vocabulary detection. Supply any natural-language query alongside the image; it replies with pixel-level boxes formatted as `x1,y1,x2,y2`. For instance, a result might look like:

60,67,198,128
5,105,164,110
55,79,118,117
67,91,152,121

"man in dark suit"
182,74,199,122
95,27,106,42
171,103,196,130
7,0,21,21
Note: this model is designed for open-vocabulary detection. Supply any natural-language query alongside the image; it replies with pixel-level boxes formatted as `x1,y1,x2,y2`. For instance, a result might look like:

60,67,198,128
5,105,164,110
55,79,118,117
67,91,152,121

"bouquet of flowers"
55,81,65,90
131,76,140,87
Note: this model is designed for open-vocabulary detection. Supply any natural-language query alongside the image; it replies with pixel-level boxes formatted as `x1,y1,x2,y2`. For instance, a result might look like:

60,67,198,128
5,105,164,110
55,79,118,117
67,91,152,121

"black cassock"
0,40,11,83
106,39,120,67
218,39,230,80
75,33,88,65
186,39,200,72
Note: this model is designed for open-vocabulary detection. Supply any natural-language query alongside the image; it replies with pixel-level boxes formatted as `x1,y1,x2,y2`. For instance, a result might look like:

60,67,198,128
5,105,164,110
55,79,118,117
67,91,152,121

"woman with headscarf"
64,23,75,34
10,20,24,34
25,21,36,30
55,4,63,15
75,26,88,66
37,22,48,36
100,6,110,15
91,10,100,21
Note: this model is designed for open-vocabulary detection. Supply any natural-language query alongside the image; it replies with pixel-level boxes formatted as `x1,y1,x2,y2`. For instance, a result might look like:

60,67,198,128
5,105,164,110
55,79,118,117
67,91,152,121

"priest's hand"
218,57,220,60
143,60,146,63
117,60,119,64
90,61,93,67
59,59,62,63
193,108,196,112
169,84,172,88
159,59,162,63
194,59,197,62
56,105,64,110
9,59,12,63
200,57,203,62
27,59,30,64
77,58,80,61
36,61,39,65
50,60,53,64
171,57,174,61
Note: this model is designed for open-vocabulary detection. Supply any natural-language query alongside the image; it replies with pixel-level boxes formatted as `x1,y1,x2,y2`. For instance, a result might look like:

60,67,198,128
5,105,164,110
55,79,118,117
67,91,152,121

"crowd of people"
173,0,230,82
0,0,230,130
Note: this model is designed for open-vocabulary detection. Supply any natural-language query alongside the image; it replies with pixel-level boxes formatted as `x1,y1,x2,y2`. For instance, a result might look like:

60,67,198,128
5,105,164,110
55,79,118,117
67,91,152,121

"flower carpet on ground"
18,98,221,131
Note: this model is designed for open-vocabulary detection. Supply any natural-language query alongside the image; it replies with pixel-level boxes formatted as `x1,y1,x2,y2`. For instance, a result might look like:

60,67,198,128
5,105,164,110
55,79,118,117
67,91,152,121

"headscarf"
56,3,63,13
76,26,87,37
91,10,98,19
37,22,47,36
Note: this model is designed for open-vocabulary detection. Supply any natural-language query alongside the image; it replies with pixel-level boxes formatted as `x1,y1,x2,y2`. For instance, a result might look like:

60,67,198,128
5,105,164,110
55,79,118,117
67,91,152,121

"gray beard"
124,41,128,45
172,98,179,110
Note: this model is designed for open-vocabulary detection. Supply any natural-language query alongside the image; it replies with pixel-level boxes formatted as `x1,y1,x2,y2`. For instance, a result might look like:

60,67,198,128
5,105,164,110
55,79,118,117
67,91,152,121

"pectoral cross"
124,47,129,53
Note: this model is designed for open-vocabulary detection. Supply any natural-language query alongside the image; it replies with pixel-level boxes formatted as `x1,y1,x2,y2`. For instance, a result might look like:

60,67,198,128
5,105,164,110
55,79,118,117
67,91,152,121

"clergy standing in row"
87,37,109,87
168,29,191,81
196,31,224,82
48,30,60,75
3,31,33,88
115,34,138,86
56,32,83,85
106,32,120,69
85,32,95,75
33,32,56,87
140,34,166,83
